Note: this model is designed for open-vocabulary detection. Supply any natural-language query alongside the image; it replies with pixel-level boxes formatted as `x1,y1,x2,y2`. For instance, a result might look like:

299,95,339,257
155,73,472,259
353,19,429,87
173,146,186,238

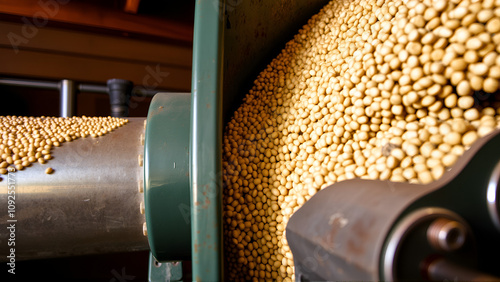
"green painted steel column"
191,0,225,280
144,93,192,262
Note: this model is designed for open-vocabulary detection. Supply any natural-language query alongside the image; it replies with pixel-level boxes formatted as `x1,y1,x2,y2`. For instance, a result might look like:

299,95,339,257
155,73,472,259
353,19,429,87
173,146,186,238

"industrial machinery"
2,0,500,281
287,128,500,281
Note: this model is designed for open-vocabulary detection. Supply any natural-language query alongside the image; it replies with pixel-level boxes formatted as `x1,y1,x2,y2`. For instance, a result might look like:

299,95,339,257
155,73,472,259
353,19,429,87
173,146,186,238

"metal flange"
144,92,192,262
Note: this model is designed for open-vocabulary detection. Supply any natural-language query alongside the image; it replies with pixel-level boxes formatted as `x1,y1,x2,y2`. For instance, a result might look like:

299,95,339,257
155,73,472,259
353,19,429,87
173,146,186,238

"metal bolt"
143,222,148,236
140,201,145,214
154,259,162,268
138,154,143,167
144,119,147,129
427,217,467,251
138,179,144,193
140,133,145,145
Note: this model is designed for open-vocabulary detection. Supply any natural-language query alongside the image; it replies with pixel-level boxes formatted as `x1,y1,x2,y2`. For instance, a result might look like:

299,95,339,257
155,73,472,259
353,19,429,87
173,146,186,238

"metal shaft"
59,79,76,117
427,258,500,282
0,77,59,90
0,77,160,97
0,118,148,261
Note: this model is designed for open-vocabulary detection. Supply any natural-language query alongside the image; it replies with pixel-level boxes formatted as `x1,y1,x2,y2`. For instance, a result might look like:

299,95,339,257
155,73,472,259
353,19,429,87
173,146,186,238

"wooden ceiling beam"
0,0,193,44
124,0,141,14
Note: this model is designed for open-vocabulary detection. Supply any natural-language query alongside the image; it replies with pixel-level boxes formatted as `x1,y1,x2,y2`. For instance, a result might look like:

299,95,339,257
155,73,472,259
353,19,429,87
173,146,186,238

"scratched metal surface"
0,118,148,261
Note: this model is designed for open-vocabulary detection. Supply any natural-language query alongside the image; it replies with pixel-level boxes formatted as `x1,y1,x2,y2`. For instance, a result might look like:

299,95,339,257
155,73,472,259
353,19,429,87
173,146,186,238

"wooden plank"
0,0,193,44
124,0,141,14
0,22,192,69
0,47,192,91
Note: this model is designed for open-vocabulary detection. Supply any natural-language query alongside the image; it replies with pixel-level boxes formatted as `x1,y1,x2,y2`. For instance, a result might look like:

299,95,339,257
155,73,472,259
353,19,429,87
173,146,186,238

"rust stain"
325,213,348,247
204,197,211,209
345,216,373,256
148,107,164,119
346,237,364,255
207,103,211,109
326,222,341,246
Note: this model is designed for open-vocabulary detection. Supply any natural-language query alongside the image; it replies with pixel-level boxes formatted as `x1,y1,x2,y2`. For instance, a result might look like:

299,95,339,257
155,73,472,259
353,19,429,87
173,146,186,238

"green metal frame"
143,1,225,278
144,1,337,280
190,0,225,280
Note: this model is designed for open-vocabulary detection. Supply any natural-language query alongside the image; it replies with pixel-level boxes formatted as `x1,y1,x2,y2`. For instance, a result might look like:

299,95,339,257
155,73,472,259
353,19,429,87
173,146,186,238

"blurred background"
0,0,194,118
0,0,194,280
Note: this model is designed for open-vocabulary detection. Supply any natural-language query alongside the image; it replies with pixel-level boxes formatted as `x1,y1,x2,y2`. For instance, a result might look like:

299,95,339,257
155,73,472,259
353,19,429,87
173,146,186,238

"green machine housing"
142,0,331,280
143,0,500,281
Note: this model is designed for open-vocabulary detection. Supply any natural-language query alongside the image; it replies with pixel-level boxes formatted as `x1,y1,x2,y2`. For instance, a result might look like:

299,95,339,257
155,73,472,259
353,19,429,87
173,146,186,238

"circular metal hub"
382,207,476,281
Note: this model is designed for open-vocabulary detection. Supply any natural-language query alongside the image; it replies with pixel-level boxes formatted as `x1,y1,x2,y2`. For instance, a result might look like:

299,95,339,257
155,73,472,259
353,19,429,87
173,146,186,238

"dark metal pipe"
0,78,59,90
1,77,162,97
427,258,500,282
107,79,133,117
132,86,160,97
78,84,108,94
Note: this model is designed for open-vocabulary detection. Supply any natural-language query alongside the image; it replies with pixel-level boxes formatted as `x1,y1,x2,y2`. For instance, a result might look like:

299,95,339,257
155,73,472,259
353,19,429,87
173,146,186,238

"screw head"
140,201,145,214
427,218,467,251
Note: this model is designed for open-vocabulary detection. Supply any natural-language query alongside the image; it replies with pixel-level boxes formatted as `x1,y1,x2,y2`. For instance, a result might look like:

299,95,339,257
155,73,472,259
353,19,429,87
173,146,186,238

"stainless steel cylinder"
59,79,76,117
0,118,148,261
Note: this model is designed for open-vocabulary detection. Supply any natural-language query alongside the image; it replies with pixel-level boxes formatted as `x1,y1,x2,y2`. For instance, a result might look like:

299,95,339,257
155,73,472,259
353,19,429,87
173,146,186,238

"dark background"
0,0,195,280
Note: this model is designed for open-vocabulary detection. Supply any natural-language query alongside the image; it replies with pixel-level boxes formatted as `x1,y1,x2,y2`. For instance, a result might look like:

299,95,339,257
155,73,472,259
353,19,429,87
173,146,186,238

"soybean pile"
0,116,128,177
222,0,500,280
